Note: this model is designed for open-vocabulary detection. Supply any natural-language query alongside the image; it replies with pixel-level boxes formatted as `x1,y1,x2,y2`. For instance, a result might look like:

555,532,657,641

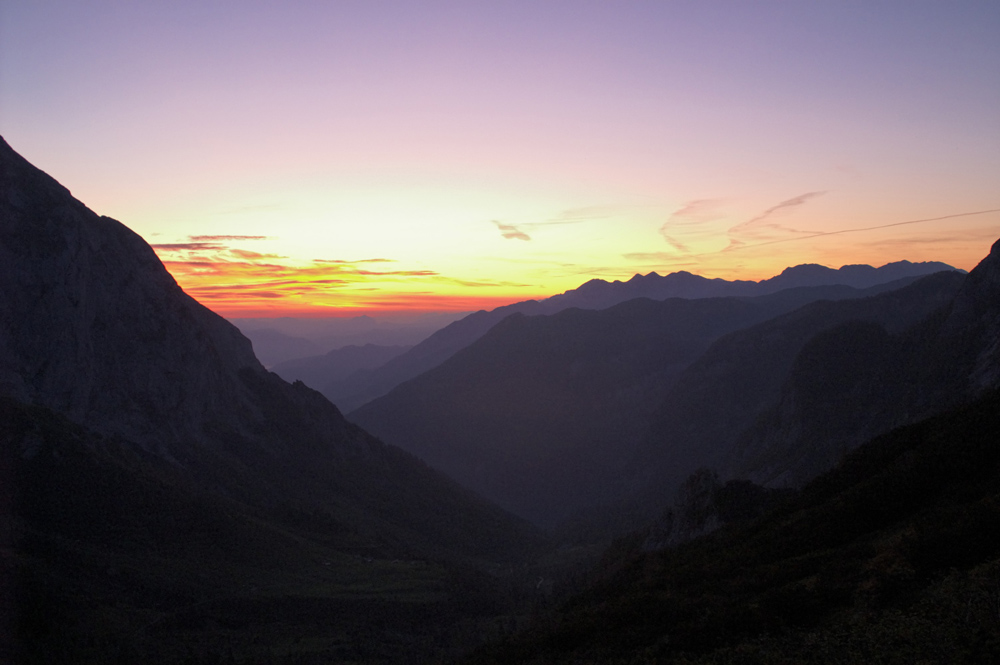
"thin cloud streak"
188,235,268,241
494,221,531,241
726,191,827,251
726,208,1000,251
153,235,541,316
659,199,728,256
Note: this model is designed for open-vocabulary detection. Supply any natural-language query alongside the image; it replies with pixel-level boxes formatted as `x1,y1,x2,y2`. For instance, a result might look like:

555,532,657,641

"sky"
2,1,999,317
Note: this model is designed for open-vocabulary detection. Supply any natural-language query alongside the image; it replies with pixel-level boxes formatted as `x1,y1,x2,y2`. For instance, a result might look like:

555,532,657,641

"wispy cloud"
493,206,616,241
494,220,531,241
622,251,701,266
725,191,826,250
151,242,228,251
188,234,269,241
315,258,395,264
549,205,621,222
659,199,728,255
152,234,540,316
727,207,1000,251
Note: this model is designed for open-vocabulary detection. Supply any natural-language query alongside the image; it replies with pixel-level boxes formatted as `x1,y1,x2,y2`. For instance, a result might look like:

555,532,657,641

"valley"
2,134,998,663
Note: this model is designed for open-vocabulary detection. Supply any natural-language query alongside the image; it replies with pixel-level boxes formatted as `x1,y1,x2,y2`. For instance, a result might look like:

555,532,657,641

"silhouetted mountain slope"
0,136,545,662
238,327,323,366
349,282,921,527
335,263,957,412
469,388,1000,664
626,270,967,512
270,343,411,395
725,238,1000,487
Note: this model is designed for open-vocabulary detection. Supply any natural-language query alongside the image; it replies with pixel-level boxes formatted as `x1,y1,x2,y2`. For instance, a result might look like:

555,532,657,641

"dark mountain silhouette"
623,270,968,515
237,327,323,366
270,343,412,395
333,261,957,412
349,278,945,527
0,137,544,662
542,259,958,312
724,237,1000,487
232,312,462,367
469,387,1000,663
464,239,1000,662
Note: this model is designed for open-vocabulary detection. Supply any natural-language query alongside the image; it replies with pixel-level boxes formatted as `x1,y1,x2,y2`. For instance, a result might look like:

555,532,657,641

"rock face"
0,141,260,457
0,135,541,561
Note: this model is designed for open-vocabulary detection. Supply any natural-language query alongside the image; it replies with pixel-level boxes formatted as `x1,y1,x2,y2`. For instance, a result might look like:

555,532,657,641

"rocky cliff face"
942,237,1000,392
0,138,262,458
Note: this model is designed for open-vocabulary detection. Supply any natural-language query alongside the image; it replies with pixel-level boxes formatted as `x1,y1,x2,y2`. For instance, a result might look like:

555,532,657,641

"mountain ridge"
329,260,960,411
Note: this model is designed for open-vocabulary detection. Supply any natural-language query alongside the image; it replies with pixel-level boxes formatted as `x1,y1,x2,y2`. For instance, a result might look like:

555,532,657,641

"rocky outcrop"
0,138,262,457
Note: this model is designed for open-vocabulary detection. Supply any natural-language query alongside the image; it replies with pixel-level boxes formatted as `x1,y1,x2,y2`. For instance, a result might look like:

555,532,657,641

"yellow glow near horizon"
4,3,999,317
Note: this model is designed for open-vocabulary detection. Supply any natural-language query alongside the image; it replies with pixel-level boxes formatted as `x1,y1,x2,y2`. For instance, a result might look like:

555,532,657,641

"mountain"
725,237,1000,487
231,312,463,367
270,343,412,394
624,270,967,513
541,259,958,312
468,386,1000,663
348,278,944,527
333,262,958,412
461,240,1000,662
0,136,545,663
235,327,324,366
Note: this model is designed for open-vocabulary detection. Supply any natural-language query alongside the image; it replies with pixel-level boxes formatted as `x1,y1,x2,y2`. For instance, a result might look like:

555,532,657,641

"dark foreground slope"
0,137,544,664
470,388,1000,664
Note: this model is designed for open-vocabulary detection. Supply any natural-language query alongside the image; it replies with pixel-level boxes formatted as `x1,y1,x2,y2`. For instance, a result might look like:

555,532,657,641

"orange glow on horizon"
154,242,548,317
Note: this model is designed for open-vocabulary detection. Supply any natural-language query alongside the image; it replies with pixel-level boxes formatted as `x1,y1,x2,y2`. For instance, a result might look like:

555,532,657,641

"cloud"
188,235,268,241
622,252,701,266
494,220,531,241
548,205,620,222
151,242,227,252
657,199,729,255
314,258,396,264
734,191,826,233
728,208,1000,250
492,206,618,242
229,249,286,260
726,191,827,250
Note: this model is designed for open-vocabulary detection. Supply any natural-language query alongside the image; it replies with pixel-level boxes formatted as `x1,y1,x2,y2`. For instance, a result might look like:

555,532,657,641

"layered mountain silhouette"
350,274,961,527
0,137,544,662
270,343,411,395
626,270,968,507
318,261,956,412
466,239,1000,663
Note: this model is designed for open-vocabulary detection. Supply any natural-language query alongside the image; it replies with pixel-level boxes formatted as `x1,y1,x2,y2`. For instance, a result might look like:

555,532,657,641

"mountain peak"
0,136,262,453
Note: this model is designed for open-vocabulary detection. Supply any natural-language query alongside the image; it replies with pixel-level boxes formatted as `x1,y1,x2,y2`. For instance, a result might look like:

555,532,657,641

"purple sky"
2,1,998,315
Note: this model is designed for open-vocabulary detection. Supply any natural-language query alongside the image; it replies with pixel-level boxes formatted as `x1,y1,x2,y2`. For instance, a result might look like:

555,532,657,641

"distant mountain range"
231,312,462,367
351,273,968,527
465,237,1000,663
277,261,959,412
